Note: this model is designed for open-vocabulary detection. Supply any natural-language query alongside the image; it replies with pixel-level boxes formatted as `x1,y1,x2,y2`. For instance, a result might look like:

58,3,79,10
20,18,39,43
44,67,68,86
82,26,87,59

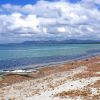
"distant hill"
22,39,100,44
0,39,100,45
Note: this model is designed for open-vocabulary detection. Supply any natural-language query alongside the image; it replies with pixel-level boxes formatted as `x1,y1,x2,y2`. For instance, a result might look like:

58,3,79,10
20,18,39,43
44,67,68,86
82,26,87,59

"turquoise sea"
0,44,100,70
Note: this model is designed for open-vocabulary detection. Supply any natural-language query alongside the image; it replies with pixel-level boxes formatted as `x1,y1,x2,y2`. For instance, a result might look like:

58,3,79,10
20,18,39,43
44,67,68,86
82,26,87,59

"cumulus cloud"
0,0,100,43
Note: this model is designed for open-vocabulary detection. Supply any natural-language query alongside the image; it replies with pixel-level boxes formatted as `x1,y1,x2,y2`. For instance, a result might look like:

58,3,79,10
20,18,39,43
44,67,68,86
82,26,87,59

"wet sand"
0,55,100,100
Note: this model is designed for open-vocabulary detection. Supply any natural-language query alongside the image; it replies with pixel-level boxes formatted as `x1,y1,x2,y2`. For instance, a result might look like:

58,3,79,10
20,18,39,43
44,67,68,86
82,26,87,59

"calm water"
0,44,100,70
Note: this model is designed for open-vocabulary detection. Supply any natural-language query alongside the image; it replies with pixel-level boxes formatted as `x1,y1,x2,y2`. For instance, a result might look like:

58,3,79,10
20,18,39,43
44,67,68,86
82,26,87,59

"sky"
0,0,100,43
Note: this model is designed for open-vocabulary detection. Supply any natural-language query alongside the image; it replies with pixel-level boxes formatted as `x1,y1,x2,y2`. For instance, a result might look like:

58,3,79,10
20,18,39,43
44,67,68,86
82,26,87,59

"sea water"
0,44,100,70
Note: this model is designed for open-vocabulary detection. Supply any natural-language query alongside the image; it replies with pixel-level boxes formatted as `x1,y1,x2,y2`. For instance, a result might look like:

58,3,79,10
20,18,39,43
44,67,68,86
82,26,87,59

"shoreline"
0,53,100,73
0,54,100,87
0,54,100,75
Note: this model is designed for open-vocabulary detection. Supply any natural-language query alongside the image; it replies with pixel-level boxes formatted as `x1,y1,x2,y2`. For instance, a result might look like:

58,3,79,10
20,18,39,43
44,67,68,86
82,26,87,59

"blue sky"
0,0,37,5
0,0,100,43
0,0,81,5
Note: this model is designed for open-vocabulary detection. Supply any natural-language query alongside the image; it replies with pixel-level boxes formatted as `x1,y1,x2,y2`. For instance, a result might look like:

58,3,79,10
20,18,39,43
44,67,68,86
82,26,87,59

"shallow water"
0,44,100,70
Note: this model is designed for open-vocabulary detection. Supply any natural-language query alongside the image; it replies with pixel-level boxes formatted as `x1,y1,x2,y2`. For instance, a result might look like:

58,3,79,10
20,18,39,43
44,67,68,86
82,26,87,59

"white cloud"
57,27,66,33
0,0,100,43
82,0,100,5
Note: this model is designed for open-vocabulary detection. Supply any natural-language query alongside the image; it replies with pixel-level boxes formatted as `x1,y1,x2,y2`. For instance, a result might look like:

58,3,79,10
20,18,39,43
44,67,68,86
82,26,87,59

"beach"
0,0,100,99
0,55,100,100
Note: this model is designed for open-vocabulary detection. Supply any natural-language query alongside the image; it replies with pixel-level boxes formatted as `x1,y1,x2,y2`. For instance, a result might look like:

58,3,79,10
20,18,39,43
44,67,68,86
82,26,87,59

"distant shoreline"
0,39,100,45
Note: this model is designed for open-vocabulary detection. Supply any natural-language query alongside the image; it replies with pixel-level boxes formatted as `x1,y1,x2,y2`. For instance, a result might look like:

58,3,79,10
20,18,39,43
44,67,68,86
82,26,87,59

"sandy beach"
0,55,100,100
